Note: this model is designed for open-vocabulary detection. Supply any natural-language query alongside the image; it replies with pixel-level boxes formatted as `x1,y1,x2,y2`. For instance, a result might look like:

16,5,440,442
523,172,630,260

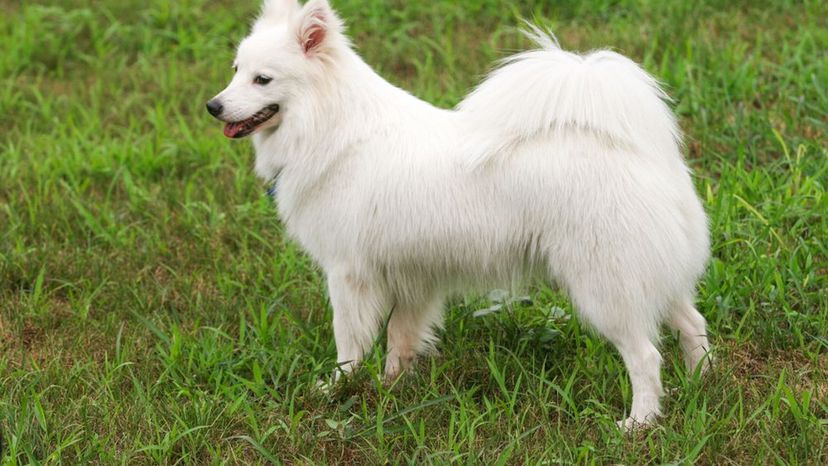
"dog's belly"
378,226,546,294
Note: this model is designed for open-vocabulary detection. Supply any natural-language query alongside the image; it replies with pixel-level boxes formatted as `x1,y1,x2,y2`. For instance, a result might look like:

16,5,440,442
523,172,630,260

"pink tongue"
223,122,244,138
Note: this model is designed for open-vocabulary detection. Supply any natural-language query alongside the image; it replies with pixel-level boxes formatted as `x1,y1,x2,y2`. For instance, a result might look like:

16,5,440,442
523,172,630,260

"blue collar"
265,171,281,201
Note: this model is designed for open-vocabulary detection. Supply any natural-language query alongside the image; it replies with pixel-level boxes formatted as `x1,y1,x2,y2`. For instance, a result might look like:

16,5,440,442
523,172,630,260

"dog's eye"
254,75,272,85
232,65,238,72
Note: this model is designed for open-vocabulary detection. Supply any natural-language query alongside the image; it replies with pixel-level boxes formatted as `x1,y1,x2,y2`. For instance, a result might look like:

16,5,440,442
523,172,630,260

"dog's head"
206,0,344,139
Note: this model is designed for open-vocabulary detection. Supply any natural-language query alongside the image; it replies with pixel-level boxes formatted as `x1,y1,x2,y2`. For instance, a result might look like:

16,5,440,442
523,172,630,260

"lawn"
1,0,826,463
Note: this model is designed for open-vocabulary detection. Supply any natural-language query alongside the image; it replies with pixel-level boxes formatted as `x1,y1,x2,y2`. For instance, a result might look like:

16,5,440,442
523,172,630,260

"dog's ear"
254,0,298,31
294,0,343,56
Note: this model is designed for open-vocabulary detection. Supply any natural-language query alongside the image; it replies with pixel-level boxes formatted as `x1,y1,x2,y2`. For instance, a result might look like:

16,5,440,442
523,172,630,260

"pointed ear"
295,0,342,56
253,0,299,31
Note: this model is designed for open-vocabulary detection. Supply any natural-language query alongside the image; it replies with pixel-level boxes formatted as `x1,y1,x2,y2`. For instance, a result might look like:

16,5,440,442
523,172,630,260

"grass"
1,0,826,463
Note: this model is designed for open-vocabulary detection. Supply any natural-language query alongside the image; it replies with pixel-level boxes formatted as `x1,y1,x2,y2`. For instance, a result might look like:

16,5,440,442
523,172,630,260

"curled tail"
457,27,682,168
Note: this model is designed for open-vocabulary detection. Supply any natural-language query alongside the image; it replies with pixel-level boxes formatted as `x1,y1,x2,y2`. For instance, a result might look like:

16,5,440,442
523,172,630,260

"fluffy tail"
457,27,682,168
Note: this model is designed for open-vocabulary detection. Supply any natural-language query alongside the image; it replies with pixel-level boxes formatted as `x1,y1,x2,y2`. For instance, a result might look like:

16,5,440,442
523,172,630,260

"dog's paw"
383,359,402,384
314,378,334,394
383,351,415,385
686,348,713,376
616,414,657,432
314,368,345,394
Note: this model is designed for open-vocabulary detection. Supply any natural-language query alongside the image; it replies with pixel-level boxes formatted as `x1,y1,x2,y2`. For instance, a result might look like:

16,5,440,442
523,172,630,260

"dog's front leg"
326,269,390,383
384,295,445,382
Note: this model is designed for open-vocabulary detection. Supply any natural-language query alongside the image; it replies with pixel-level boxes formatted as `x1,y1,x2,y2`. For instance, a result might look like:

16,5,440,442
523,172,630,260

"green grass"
1,0,826,463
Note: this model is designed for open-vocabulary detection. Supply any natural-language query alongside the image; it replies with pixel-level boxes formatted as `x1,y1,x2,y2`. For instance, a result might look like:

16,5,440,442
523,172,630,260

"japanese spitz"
207,0,711,428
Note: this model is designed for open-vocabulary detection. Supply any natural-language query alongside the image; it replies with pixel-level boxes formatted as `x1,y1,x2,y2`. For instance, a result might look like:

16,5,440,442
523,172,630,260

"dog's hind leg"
611,332,664,429
569,285,664,429
384,295,445,382
667,297,711,374
327,269,391,381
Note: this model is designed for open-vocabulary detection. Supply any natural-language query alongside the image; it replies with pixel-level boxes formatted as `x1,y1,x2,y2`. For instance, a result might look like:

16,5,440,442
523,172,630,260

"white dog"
207,0,711,428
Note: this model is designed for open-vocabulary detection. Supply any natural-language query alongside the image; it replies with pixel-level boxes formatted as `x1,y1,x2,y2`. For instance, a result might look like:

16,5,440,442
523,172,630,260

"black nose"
206,99,223,117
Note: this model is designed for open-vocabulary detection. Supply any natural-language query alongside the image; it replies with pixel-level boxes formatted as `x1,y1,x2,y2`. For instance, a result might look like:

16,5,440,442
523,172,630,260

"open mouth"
223,104,280,139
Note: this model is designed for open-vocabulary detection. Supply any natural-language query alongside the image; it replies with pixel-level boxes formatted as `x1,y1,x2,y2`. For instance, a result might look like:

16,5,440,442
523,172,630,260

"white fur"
211,0,712,428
